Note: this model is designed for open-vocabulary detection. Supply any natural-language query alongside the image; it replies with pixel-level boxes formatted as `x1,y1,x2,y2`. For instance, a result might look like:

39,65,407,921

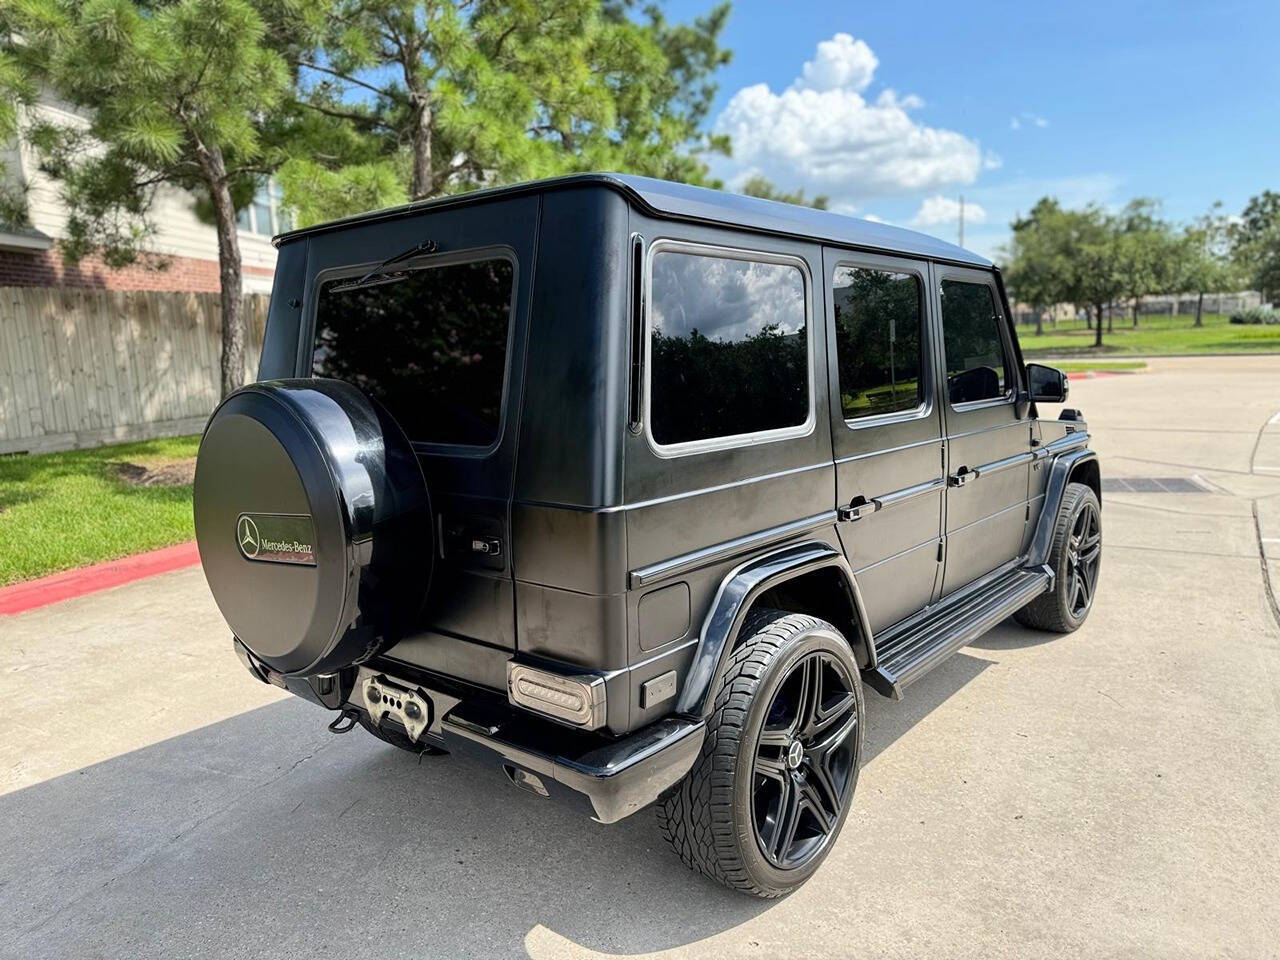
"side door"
826,250,946,633
932,264,1032,596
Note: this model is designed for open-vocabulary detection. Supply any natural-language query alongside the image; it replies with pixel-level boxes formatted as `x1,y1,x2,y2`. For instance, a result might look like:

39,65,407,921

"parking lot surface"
2,355,1279,959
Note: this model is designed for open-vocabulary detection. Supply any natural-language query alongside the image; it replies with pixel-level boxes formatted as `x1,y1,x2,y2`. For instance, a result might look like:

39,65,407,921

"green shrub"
1229,307,1280,325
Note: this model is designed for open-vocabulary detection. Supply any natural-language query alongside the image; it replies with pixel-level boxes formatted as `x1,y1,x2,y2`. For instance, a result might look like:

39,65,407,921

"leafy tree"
4,0,323,397
284,0,732,221
740,174,828,210
1114,198,1176,329
1177,202,1240,327
650,325,808,444
1005,198,1071,336
1231,190,1280,305
1065,206,1125,348
1004,198,1124,346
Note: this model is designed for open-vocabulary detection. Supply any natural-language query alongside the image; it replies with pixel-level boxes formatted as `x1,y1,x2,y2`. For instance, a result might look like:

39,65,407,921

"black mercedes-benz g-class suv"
193,173,1100,898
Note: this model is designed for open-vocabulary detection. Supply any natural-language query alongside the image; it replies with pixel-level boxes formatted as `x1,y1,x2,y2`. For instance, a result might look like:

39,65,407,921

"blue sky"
666,0,1280,260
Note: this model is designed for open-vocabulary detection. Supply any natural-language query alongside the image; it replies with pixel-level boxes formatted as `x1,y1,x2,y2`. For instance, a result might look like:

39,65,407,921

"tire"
1015,481,1102,633
657,608,864,898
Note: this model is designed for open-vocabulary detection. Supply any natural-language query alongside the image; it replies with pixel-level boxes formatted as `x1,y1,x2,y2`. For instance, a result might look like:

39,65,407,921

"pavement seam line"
1252,499,1280,632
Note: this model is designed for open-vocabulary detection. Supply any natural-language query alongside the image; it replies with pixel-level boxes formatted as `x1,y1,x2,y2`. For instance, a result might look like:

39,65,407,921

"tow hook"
327,709,361,734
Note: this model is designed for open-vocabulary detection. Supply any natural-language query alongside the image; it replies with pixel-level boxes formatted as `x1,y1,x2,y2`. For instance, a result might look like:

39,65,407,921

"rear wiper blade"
331,238,438,292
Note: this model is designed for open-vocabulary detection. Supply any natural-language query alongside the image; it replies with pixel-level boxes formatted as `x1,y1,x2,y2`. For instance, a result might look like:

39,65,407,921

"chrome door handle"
948,468,978,487
838,497,879,522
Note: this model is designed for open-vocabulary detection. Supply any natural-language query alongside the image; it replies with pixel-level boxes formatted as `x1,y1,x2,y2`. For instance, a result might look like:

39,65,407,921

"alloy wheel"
751,650,860,870
1066,500,1101,618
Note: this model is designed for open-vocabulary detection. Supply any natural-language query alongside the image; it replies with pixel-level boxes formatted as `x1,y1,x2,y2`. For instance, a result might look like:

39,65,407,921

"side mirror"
1026,362,1069,403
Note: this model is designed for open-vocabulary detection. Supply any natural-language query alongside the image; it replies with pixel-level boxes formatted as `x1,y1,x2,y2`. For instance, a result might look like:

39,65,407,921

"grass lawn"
1052,360,1147,373
1018,312,1280,357
0,435,199,586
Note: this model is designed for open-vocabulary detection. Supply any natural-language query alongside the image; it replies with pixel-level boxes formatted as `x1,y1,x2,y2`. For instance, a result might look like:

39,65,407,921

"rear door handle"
948,467,978,487
837,496,879,522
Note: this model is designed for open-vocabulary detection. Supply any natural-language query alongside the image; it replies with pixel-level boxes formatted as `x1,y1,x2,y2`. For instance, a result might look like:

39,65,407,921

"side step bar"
866,565,1052,700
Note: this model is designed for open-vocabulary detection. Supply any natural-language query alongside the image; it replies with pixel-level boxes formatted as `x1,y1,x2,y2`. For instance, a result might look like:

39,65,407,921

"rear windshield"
312,255,514,447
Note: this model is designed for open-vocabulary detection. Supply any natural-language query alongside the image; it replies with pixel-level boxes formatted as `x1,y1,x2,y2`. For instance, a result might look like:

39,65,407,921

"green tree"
4,0,321,397
284,0,732,222
1231,190,1280,305
740,174,828,210
1114,198,1176,330
1003,198,1124,346
1004,198,1071,336
1177,202,1240,327
1066,206,1125,348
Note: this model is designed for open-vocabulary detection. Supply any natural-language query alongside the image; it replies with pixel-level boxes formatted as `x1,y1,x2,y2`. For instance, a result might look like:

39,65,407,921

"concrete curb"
0,542,200,616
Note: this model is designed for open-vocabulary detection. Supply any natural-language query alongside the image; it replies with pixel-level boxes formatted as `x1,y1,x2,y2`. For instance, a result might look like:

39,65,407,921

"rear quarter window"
647,245,810,449
312,254,515,447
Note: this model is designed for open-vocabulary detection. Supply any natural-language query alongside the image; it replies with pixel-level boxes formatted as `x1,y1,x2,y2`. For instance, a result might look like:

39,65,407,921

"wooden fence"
0,287,269,455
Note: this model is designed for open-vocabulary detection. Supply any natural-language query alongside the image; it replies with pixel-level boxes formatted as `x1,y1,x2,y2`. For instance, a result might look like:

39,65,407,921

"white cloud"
911,195,987,227
797,33,878,93
1011,112,1049,131
713,33,984,205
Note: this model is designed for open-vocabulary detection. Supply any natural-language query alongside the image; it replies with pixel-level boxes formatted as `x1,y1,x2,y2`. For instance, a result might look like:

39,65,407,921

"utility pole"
958,195,965,247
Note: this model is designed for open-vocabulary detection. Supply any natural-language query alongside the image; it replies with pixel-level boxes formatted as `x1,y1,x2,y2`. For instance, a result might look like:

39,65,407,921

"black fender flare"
675,540,873,718
1028,446,1099,568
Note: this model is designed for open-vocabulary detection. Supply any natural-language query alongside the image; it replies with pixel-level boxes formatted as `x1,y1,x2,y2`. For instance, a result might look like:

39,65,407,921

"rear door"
303,197,538,664
932,264,1032,595
825,249,945,632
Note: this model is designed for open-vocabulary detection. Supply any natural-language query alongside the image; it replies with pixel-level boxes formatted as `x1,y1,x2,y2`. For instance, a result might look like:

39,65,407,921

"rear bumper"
234,640,705,824
439,703,705,823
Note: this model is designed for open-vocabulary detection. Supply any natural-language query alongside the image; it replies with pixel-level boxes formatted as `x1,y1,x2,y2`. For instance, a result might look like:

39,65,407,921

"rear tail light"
507,663,606,729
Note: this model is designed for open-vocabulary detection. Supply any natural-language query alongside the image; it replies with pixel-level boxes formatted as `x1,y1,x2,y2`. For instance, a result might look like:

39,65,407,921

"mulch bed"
113,457,197,487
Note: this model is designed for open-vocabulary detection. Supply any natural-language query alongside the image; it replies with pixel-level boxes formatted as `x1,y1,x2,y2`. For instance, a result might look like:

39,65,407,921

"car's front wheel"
1015,481,1102,632
657,609,864,897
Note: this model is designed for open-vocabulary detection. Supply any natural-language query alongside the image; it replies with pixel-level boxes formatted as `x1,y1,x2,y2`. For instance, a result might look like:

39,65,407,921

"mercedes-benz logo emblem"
787,740,804,770
237,515,260,559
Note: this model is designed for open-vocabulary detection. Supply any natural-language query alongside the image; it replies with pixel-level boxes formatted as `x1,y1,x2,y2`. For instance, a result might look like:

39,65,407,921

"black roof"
273,172,991,268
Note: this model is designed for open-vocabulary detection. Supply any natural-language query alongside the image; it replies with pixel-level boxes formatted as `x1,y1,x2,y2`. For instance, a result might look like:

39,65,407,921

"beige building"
0,94,280,293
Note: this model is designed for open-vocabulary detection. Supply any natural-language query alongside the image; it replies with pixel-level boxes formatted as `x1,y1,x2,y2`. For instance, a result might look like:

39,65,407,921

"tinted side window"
314,257,514,446
940,279,1009,404
649,249,809,447
832,266,924,420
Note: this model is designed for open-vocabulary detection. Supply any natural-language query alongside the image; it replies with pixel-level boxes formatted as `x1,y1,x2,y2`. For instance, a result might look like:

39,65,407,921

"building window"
648,245,810,448
237,179,293,236
832,266,925,421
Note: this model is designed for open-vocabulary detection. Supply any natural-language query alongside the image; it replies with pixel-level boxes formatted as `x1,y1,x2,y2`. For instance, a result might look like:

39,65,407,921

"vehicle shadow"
0,651,993,959
965,617,1063,651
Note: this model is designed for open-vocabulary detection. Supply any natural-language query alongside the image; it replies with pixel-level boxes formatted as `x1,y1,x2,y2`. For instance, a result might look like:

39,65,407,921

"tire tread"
1014,481,1099,633
657,608,839,898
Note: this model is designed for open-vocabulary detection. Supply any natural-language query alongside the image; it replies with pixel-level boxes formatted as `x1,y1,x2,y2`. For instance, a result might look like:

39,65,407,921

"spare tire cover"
194,378,431,676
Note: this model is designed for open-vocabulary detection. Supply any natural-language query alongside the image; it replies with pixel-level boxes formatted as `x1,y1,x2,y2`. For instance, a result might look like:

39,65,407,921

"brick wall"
0,247,274,292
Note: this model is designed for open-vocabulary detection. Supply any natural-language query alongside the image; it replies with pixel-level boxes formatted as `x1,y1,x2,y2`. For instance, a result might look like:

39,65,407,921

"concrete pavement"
2,355,1279,959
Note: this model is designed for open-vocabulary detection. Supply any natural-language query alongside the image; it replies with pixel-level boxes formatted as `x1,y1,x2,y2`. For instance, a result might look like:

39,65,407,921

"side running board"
866,566,1052,700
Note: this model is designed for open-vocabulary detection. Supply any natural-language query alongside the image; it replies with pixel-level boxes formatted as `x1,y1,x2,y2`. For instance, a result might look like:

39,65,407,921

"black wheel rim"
1066,500,1101,618
751,650,859,870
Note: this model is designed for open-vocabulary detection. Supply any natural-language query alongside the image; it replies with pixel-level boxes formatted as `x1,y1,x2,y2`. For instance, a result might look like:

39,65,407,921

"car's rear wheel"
657,609,863,898
1015,481,1102,632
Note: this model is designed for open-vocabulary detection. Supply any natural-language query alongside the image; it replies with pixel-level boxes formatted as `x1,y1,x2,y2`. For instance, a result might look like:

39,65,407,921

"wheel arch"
1068,456,1101,504
1029,447,1099,567
675,540,874,718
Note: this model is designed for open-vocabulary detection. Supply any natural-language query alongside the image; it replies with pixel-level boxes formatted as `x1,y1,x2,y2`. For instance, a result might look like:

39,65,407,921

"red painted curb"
0,541,201,616
1066,370,1123,380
